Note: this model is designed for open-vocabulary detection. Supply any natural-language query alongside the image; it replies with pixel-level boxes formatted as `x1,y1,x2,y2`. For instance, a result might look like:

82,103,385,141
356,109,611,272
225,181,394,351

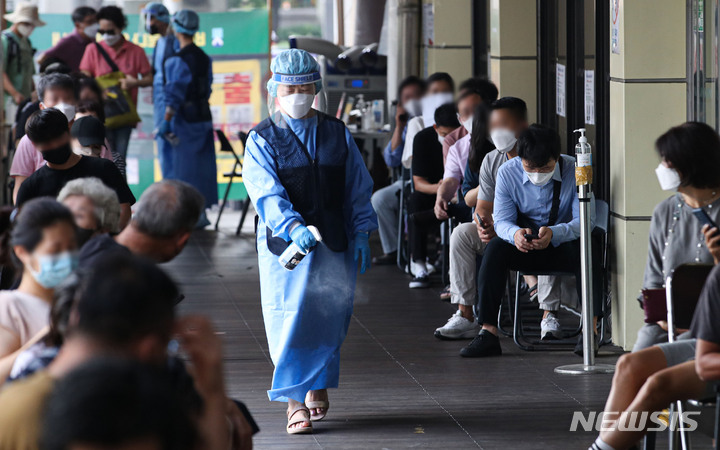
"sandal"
439,285,452,302
528,284,538,302
286,405,313,434
305,391,330,422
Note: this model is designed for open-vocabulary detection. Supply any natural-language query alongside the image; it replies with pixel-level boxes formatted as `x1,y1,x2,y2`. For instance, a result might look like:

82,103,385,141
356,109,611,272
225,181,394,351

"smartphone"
475,212,489,229
524,233,539,242
692,208,719,230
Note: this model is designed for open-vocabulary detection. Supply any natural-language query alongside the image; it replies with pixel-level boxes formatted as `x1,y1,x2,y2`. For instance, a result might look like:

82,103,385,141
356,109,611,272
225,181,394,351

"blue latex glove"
290,225,317,253
158,119,172,140
354,232,371,274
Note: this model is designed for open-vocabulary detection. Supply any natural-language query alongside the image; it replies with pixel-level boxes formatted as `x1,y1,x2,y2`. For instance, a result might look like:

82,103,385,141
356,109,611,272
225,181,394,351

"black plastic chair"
214,129,252,236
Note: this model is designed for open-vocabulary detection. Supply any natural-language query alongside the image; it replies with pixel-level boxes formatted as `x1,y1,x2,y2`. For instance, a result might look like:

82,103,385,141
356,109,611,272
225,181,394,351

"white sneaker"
410,260,426,277
541,312,561,340
434,310,480,340
425,261,437,275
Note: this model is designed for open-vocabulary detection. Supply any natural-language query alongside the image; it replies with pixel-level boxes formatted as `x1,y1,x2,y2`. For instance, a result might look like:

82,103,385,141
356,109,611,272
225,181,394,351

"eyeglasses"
98,29,116,35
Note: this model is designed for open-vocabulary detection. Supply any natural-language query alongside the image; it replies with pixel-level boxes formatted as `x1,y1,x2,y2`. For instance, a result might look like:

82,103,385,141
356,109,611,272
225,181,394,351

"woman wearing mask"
57,177,121,248
243,49,377,434
79,5,152,160
0,198,77,365
633,121,720,351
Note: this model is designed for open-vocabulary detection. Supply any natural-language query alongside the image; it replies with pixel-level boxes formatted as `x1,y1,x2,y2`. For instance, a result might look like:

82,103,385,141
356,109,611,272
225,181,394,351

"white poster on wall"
584,70,595,125
423,3,434,46
556,63,566,117
612,0,620,54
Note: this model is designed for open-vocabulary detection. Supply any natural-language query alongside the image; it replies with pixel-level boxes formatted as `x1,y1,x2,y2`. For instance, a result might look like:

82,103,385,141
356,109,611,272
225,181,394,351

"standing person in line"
143,2,179,178
157,10,218,228
80,5,152,160
243,49,377,435
37,6,98,72
2,3,45,122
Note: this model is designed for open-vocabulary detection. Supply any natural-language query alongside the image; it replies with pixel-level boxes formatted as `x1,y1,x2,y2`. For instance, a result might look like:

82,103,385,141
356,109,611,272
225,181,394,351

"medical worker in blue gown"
143,2,179,178
158,10,218,226
243,49,378,435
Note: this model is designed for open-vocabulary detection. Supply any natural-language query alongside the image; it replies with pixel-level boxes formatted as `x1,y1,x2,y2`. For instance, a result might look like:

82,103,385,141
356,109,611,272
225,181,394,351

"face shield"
267,71,327,121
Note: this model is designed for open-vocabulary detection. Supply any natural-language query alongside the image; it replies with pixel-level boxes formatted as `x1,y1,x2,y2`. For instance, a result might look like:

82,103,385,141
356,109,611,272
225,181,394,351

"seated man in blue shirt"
371,75,426,264
460,124,602,358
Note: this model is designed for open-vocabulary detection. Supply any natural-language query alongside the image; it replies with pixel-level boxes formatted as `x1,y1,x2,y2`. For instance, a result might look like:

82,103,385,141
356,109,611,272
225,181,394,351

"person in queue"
80,5,152,160
38,6,98,72
243,48,377,434
143,2,180,178
371,75,426,265
0,199,77,371
58,177,122,248
157,10,218,228
15,109,135,228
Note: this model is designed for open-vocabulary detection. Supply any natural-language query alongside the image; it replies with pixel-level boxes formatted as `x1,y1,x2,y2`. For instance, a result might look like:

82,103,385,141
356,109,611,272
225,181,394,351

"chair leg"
236,197,251,236
513,272,533,351
643,431,656,450
215,168,236,231
676,401,691,450
714,388,720,450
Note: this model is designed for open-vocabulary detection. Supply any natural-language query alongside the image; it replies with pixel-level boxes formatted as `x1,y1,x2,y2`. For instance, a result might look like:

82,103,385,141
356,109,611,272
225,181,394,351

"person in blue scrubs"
243,49,377,435
157,10,217,227
143,2,179,179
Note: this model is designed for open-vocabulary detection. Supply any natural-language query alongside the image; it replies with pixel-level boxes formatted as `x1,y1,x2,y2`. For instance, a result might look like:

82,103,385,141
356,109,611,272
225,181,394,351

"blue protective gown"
163,45,218,207
243,113,378,402
152,33,179,179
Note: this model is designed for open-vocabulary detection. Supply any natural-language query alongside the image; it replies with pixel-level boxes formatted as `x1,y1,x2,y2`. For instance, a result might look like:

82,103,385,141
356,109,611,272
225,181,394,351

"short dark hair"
76,99,105,123
459,78,499,104
45,272,84,347
133,180,205,237
517,124,561,168
434,103,460,129
397,75,426,100
426,72,455,92
71,6,96,25
656,121,720,189
37,73,76,103
97,5,127,30
491,96,528,122
39,58,71,75
75,253,179,347
40,359,198,450
25,109,69,145
74,74,104,102
11,198,76,268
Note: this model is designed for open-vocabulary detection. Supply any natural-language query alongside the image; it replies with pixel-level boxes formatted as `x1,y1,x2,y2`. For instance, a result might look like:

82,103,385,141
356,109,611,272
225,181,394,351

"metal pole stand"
555,169,615,375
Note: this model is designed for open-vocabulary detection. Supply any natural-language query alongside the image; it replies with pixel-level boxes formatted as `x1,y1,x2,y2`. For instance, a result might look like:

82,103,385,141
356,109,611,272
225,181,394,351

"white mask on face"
50,102,77,122
278,93,315,119
404,99,421,118
655,163,681,191
83,23,99,39
491,128,517,154
103,33,121,46
16,24,34,38
461,115,473,134
525,168,555,186
437,134,445,145
73,145,100,157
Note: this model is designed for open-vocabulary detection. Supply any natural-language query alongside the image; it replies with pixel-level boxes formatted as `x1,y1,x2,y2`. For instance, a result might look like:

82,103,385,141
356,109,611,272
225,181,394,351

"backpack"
2,30,35,68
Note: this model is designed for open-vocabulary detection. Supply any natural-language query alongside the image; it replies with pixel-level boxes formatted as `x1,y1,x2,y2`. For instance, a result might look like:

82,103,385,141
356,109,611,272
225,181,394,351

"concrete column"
488,0,537,122
422,0,473,83
609,0,686,349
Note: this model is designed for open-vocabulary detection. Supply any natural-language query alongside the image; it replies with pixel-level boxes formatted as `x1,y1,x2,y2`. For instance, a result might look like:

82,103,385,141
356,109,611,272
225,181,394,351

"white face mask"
49,102,77,122
655,163,681,191
103,33,121,46
404,98,421,118
16,24,34,38
525,168,555,186
278,93,315,119
73,145,101,157
437,134,445,145
83,23,99,39
491,128,517,154
460,115,473,134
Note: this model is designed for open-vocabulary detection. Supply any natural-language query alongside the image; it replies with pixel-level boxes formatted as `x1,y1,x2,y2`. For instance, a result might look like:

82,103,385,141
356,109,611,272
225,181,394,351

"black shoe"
574,333,599,357
372,252,397,265
459,330,502,358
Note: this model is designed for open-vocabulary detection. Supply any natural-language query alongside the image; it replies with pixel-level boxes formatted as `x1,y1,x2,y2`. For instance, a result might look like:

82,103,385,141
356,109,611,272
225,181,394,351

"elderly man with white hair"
57,177,121,247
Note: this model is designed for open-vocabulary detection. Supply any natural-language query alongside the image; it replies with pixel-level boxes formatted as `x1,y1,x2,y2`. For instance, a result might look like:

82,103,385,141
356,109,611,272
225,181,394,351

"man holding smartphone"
460,124,603,358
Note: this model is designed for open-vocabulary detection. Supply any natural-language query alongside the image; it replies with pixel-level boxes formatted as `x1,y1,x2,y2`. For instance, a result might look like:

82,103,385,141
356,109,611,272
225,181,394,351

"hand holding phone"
524,233,539,242
692,208,719,230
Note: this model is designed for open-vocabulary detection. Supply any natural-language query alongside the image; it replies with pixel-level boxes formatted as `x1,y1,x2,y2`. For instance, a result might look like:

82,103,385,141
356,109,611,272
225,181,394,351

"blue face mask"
28,251,78,289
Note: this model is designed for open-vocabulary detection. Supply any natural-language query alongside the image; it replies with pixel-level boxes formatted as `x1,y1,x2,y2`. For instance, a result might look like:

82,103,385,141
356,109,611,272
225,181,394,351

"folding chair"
214,130,252,235
664,263,714,450
505,199,611,351
396,167,411,271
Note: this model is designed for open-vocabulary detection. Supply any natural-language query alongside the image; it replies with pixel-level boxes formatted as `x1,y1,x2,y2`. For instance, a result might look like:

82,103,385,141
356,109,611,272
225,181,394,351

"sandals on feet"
528,284,538,302
286,405,313,434
305,391,330,422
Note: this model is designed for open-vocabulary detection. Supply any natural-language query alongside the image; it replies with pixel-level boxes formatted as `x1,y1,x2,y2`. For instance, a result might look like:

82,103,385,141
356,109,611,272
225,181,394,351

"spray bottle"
278,226,323,271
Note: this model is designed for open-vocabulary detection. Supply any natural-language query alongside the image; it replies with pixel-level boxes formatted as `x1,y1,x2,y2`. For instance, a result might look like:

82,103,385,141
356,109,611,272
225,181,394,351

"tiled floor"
165,218,635,450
